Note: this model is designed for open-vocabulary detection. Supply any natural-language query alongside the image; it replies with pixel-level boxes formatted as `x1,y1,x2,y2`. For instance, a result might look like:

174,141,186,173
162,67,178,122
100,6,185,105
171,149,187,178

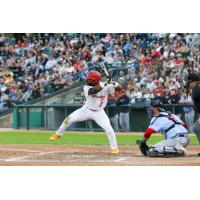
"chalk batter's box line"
0,148,134,163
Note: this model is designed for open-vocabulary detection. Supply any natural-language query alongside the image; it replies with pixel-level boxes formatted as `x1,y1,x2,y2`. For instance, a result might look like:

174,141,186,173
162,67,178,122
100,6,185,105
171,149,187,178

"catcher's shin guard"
147,147,185,157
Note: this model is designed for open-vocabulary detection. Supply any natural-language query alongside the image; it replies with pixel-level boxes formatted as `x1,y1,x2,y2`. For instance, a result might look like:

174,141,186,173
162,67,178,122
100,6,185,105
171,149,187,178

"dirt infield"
0,144,200,166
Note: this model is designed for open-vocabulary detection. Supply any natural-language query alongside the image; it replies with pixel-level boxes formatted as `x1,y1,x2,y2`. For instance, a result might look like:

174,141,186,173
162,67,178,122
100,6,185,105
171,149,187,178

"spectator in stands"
20,85,33,103
126,83,134,99
146,77,157,92
45,55,57,71
130,86,142,104
0,92,5,113
31,83,41,99
32,63,44,80
116,89,130,131
0,92,9,113
168,89,181,117
168,89,180,104
0,33,200,116
179,91,194,132
107,93,119,132
142,88,154,101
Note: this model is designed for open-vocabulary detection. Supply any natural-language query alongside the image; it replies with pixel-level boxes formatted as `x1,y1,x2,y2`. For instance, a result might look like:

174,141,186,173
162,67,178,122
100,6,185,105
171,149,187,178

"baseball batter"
137,98,190,157
49,70,119,154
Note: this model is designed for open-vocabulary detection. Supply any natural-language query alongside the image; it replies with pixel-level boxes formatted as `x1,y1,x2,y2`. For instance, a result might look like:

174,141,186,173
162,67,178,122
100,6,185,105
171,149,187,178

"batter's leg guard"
55,116,71,136
63,116,70,125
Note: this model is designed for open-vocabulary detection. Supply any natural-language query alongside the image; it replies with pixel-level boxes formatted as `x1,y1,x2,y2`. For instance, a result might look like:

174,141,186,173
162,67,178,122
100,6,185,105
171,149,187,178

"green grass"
0,131,199,146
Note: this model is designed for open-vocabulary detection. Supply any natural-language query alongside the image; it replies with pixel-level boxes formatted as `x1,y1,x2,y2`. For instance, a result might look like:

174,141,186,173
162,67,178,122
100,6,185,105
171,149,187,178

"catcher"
137,98,190,157
49,70,120,154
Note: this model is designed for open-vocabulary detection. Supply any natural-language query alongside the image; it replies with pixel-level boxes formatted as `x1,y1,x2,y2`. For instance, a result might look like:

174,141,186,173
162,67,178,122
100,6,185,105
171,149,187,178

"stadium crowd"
0,33,200,117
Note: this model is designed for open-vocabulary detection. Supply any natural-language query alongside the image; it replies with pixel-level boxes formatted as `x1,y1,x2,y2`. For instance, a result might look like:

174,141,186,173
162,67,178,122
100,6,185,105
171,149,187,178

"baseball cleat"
111,148,119,154
49,133,61,141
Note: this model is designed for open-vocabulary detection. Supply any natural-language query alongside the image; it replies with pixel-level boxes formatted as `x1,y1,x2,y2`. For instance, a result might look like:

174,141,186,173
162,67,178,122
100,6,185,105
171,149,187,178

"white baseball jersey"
56,81,118,149
83,82,115,111
149,112,188,139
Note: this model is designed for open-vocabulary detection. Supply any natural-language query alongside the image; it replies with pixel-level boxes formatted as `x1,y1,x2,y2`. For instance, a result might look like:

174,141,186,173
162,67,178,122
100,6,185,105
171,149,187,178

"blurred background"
0,33,199,132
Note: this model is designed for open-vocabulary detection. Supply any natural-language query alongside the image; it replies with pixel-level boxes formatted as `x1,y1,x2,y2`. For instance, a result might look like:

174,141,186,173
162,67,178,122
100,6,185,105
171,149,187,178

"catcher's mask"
146,98,165,119
86,70,102,85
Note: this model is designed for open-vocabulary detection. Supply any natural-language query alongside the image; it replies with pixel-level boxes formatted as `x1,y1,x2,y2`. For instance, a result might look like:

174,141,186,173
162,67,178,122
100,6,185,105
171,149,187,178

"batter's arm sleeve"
144,128,156,140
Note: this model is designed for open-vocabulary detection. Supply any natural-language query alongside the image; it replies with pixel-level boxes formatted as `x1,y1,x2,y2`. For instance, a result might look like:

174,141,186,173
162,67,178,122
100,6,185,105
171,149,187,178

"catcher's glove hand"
136,139,149,156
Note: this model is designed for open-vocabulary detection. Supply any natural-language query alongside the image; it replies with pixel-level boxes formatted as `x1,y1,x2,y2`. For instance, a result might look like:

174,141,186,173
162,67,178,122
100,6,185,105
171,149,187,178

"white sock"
56,117,70,136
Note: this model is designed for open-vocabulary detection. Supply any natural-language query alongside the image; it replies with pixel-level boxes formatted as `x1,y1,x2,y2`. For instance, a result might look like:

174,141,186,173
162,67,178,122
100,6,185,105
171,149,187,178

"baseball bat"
99,62,109,77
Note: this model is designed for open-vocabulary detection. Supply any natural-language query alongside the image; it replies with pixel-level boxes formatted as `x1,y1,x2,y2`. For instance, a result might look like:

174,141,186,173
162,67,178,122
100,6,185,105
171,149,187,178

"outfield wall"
13,104,198,131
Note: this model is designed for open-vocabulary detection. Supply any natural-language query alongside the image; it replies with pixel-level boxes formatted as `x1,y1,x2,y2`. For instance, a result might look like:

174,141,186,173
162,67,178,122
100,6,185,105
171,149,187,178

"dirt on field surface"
0,144,200,166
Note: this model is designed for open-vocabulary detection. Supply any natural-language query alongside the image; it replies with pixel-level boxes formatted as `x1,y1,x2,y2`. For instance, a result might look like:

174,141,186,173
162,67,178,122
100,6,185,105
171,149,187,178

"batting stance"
186,73,200,156
137,98,190,157
49,70,119,154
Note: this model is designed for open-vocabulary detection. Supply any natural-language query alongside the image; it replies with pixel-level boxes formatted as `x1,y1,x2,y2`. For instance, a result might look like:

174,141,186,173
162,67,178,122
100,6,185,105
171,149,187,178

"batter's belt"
86,107,100,112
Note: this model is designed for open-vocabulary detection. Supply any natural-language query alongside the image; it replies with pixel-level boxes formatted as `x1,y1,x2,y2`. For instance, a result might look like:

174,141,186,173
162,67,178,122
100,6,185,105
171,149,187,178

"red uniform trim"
183,123,187,129
144,128,156,139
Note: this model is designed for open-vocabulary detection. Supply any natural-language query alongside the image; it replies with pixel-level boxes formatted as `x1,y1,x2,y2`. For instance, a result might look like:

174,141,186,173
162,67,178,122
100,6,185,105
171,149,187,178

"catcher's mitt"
136,140,149,156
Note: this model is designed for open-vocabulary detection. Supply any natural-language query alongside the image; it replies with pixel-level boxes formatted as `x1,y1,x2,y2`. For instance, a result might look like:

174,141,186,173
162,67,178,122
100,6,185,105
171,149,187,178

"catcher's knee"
147,147,185,157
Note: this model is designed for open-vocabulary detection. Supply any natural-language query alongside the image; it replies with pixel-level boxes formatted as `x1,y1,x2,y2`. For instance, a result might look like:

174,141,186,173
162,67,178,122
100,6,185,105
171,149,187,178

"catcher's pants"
149,135,190,156
56,105,118,149
193,120,200,144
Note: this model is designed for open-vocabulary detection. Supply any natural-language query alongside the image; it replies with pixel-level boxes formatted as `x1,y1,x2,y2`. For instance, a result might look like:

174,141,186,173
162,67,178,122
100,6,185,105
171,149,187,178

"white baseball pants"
56,105,118,149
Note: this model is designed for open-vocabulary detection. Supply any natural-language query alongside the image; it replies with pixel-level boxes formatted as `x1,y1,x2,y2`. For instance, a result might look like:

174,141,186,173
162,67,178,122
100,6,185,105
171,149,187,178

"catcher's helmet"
86,70,102,85
150,98,164,110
